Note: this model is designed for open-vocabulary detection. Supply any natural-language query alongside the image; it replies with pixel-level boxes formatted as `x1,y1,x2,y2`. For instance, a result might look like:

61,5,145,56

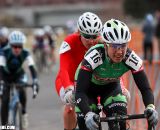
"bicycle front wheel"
14,103,22,130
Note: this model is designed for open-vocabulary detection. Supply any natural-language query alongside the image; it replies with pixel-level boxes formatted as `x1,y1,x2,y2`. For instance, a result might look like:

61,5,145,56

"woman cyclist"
0,30,39,129
75,19,158,130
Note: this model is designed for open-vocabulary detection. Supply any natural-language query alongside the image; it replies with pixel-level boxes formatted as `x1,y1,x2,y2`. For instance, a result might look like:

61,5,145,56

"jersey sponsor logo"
59,41,71,54
84,49,102,69
108,102,127,109
125,51,142,71
94,75,119,82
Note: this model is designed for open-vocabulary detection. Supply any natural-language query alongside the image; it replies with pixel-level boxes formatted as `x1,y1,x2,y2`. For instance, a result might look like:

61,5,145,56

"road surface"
27,64,63,130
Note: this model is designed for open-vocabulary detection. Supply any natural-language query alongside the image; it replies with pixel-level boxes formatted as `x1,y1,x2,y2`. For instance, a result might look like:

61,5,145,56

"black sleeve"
75,68,92,115
29,66,38,80
0,66,3,81
132,70,154,107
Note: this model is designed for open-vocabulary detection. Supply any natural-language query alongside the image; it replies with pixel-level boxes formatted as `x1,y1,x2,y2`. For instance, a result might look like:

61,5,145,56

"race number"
84,49,102,69
125,51,142,71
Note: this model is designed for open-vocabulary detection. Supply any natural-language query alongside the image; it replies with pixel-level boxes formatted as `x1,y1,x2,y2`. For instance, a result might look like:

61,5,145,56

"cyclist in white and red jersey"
55,12,102,130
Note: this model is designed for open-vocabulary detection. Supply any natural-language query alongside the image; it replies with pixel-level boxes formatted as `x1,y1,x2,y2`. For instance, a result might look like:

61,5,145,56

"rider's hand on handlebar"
64,85,75,105
144,104,158,126
85,112,99,130
32,79,39,98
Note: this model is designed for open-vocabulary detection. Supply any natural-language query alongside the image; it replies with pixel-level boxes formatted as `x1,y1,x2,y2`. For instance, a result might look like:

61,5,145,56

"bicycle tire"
14,103,22,130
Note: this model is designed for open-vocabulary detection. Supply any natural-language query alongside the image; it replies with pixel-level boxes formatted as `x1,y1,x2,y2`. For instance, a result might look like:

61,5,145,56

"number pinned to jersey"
84,49,102,69
125,51,142,71
59,41,71,54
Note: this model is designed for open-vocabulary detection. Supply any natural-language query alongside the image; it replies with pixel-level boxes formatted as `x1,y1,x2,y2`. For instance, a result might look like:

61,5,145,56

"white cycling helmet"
77,12,102,35
43,25,53,34
9,30,26,45
101,19,131,44
34,29,44,37
0,27,9,37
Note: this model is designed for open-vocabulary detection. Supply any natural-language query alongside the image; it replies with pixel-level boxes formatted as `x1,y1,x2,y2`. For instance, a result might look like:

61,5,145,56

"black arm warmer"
29,66,38,80
75,69,92,115
0,66,3,81
132,70,154,107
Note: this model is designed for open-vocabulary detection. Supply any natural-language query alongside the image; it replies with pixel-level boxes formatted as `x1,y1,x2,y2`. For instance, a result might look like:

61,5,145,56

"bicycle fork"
8,87,20,125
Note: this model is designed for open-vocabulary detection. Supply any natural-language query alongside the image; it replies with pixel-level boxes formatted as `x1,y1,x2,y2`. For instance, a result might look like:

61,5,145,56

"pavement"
27,65,63,130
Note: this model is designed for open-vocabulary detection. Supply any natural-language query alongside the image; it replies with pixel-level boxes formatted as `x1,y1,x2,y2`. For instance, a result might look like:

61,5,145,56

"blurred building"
0,0,124,27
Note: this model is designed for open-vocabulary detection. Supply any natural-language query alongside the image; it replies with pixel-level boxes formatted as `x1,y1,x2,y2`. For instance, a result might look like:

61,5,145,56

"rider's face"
11,45,23,56
81,33,98,49
105,43,128,63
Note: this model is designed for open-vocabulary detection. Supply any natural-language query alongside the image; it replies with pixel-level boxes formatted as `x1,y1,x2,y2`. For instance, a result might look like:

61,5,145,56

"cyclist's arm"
124,49,154,106
59,51,74,89
26,55,38,80
0,52,5,80
132,69,154,107
76,60,93,115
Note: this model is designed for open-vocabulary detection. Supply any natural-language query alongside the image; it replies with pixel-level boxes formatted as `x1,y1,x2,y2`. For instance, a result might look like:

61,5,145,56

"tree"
123,0,150,19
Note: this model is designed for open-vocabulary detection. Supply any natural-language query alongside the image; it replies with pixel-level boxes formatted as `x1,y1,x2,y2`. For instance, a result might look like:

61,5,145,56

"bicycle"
95,96,156,130
1,82,37,130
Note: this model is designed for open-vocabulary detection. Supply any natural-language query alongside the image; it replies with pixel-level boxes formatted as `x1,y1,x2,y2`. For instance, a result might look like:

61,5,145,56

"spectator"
142,13,155,64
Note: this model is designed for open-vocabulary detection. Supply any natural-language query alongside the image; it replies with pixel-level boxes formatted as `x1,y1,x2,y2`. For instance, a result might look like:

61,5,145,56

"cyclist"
32,28,47,72
33,28,45,53
43,25,56,65
55,12,102,130
0,26,9,49
75,19,158,130
0,30,39,129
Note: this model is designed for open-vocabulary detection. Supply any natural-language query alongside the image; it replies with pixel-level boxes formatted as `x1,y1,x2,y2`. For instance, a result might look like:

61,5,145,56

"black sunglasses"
81,33,98,39
11,45,22,49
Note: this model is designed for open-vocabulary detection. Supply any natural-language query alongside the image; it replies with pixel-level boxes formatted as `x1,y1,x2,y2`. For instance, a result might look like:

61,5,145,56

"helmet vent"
98,24,101,29
82,21,86,28
94,22,98,27
114,20,118,25
121,28,124,38
86,16,90,20
87,21,91,27
114,28,118,39
79,26,83,31
109,32,114,41
121,22,125,26
103,33,109,41
86,30,89,33
125,31,128,40
107,23,111,27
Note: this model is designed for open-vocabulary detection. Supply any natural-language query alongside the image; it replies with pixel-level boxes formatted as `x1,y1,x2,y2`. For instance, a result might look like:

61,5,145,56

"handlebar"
94,114,155,130
99,114,146,122
0,83,38,99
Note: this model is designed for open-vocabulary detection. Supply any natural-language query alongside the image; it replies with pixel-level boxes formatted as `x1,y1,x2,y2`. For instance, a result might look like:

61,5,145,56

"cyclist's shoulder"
85,43,105,57
59,33,81,54
21,49,31,57
123,48,143,71
2,47,11,55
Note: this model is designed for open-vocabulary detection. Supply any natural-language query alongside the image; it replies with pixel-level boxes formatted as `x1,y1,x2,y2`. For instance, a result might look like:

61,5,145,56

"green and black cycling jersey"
0,47,37,81
75,44,154,114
